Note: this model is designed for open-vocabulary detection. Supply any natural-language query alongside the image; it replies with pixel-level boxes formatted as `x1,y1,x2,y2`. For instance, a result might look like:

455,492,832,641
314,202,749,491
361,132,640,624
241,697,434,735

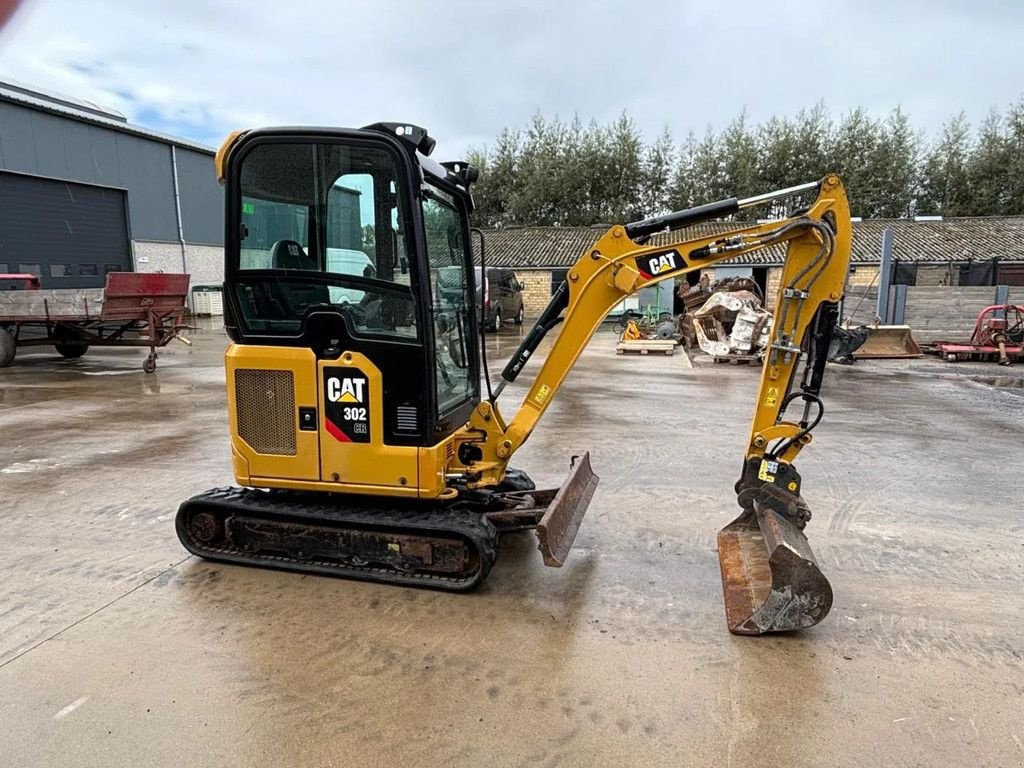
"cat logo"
637,250,682,277
326,376,366,403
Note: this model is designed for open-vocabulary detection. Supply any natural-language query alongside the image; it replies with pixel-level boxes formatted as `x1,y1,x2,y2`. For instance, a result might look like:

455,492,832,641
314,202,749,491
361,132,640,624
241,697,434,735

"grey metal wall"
175,147,224,244
0,101,222,245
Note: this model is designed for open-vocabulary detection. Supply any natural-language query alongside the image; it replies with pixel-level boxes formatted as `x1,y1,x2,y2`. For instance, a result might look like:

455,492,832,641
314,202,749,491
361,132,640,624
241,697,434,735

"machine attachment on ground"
932,304,1024,365
853,324,923,359
177,123,852,635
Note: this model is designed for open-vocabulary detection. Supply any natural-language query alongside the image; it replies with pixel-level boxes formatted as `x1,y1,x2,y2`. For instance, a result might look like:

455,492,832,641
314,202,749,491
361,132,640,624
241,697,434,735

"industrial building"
0,80,223,292
479,217,1024,313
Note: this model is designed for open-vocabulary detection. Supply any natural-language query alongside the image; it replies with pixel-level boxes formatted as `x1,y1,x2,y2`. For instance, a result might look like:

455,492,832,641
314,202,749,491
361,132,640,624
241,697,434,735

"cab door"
421,184,479,432
317,352,420,493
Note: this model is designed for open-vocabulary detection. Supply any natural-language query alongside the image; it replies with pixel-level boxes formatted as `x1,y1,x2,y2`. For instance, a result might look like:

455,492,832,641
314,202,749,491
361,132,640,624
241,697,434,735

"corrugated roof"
0,83,216,155
475,217,1024,269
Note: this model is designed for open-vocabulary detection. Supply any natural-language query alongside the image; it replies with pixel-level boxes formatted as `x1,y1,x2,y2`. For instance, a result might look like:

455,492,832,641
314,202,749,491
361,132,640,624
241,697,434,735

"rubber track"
176,486,500,591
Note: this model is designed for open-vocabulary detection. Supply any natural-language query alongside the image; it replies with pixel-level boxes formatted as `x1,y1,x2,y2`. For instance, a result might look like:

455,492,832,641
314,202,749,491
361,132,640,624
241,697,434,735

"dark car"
437,267,525,332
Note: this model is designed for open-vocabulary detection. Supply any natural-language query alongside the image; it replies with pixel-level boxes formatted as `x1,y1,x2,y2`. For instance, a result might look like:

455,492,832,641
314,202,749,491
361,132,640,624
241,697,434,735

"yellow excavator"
176,123,852,635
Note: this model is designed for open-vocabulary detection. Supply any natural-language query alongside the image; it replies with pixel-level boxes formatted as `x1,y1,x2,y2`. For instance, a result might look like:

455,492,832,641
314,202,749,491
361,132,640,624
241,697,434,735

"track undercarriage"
176,455,598,590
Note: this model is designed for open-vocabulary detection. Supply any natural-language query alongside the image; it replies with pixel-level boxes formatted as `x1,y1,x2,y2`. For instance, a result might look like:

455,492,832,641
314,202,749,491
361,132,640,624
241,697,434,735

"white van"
326,247,375,305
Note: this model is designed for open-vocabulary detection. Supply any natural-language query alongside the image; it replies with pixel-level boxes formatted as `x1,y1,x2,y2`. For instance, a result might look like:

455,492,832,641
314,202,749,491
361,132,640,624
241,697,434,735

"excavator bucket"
536,452,599,566
854,325,923,359
717,501,833,635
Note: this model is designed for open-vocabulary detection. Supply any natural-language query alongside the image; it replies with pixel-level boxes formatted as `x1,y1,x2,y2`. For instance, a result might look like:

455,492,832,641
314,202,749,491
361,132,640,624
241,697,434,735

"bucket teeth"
717,501,833,635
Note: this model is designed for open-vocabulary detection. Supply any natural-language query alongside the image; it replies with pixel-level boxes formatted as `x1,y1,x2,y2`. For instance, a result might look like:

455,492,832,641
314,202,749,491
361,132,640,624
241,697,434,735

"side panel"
227,344,319,482
318,352,420,491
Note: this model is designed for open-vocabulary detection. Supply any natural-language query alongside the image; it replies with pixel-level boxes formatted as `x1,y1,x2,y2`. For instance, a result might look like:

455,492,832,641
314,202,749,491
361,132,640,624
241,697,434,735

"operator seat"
268,239,330,310
270,239,317,271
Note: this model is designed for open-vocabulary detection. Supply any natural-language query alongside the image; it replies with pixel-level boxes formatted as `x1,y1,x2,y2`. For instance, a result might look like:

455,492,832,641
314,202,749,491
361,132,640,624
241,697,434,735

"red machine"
0,272,191,372
933,304,1024,366
0,273,42,291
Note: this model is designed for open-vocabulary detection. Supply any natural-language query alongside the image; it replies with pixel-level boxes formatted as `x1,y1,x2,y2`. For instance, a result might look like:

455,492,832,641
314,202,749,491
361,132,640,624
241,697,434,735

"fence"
842,285,1024,343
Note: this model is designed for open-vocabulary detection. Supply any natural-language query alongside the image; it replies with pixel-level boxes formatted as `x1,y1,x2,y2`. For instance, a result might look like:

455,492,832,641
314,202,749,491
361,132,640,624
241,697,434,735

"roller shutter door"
0,172,132,288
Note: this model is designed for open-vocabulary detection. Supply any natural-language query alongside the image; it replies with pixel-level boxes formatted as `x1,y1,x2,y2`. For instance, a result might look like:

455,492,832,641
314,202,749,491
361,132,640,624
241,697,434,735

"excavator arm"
453,174,852,634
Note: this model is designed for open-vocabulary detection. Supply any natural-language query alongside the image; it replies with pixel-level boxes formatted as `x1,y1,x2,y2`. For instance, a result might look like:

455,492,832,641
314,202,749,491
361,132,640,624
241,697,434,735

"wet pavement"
1,321,1022,767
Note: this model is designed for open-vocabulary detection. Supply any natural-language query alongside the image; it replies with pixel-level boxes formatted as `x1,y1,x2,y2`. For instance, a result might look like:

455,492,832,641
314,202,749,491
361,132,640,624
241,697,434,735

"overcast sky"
0,0,1021,160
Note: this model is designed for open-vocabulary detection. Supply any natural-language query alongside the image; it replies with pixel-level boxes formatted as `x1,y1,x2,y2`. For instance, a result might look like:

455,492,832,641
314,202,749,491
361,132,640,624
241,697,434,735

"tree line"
466,100,1024,227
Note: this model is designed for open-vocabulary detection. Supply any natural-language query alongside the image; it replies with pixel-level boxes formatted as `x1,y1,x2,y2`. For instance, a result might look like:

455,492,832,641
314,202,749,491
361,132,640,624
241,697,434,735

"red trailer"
0,273,42,291
0,272,191,372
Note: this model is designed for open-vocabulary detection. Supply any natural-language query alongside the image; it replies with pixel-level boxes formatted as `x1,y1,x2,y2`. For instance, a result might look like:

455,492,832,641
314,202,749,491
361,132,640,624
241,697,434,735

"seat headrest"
270,240,316,271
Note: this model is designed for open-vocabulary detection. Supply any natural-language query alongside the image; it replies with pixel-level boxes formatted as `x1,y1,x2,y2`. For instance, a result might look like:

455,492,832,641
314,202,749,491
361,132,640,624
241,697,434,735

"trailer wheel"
142,355,157,374
55,341,89,359
0,327,15,367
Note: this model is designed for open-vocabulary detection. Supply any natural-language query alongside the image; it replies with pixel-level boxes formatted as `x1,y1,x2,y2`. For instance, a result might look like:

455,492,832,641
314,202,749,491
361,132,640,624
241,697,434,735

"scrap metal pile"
679,276,772,361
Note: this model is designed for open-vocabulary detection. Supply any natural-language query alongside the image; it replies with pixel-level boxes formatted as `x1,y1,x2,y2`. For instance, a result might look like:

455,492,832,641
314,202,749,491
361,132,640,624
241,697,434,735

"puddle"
969,375,1024,390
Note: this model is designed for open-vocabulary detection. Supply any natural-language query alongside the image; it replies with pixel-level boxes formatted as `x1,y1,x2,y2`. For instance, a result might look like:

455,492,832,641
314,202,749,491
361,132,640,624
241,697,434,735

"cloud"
1,0,1022,159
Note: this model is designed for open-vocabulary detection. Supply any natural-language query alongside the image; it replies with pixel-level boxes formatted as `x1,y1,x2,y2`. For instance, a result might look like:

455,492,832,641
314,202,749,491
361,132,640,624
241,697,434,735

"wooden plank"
616,339,676,356
0,288,105,320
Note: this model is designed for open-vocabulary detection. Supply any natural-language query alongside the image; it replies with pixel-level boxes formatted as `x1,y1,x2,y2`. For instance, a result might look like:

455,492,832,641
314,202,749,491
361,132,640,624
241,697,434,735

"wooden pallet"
616,339,676,356
712,354,762,366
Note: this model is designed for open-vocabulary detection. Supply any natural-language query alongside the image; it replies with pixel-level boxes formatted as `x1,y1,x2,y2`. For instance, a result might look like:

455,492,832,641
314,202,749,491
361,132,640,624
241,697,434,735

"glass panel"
423,185,473,414
79,264,98,276
50,264,68,277
18,264,40,276
235,142,415,339
105,264,122,274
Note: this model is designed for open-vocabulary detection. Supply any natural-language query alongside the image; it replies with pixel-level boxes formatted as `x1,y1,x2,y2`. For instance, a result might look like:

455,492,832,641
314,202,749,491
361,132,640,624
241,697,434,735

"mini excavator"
176,123,852,635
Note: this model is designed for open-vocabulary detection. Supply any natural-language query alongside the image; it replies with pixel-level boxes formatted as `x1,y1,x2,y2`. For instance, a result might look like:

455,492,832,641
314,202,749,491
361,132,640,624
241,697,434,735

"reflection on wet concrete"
0,321,1021,767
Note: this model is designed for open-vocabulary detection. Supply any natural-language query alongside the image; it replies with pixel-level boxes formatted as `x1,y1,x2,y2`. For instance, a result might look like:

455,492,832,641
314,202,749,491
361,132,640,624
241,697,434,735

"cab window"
234,141,416,340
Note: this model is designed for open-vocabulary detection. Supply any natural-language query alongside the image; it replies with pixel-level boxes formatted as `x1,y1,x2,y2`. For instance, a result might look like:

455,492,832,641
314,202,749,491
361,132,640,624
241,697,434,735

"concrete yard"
1,323,1022,767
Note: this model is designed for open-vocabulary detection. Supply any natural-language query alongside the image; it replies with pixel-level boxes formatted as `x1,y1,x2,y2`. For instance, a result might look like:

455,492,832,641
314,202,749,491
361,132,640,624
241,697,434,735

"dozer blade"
536,452,599,566
717,502,833,635
854,325,923,359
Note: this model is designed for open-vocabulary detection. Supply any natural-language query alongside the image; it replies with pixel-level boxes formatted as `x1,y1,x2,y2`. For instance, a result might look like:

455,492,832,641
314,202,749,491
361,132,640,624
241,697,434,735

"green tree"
966,110,1010,215
690,128,725,203
720,110,759,201
755,116,796,188
468,99,1024,228
872,107,919,218
668,131,698,210
606,112,645,222
361,224,375,251
917,113,972,216
639,126,674,218
1004,97,1024,214
831,108,881,216
467,127,522,227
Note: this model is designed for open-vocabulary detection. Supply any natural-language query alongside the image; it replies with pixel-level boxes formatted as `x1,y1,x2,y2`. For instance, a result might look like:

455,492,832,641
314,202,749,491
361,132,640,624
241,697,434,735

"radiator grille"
235,369,296,455
396,405,419,434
